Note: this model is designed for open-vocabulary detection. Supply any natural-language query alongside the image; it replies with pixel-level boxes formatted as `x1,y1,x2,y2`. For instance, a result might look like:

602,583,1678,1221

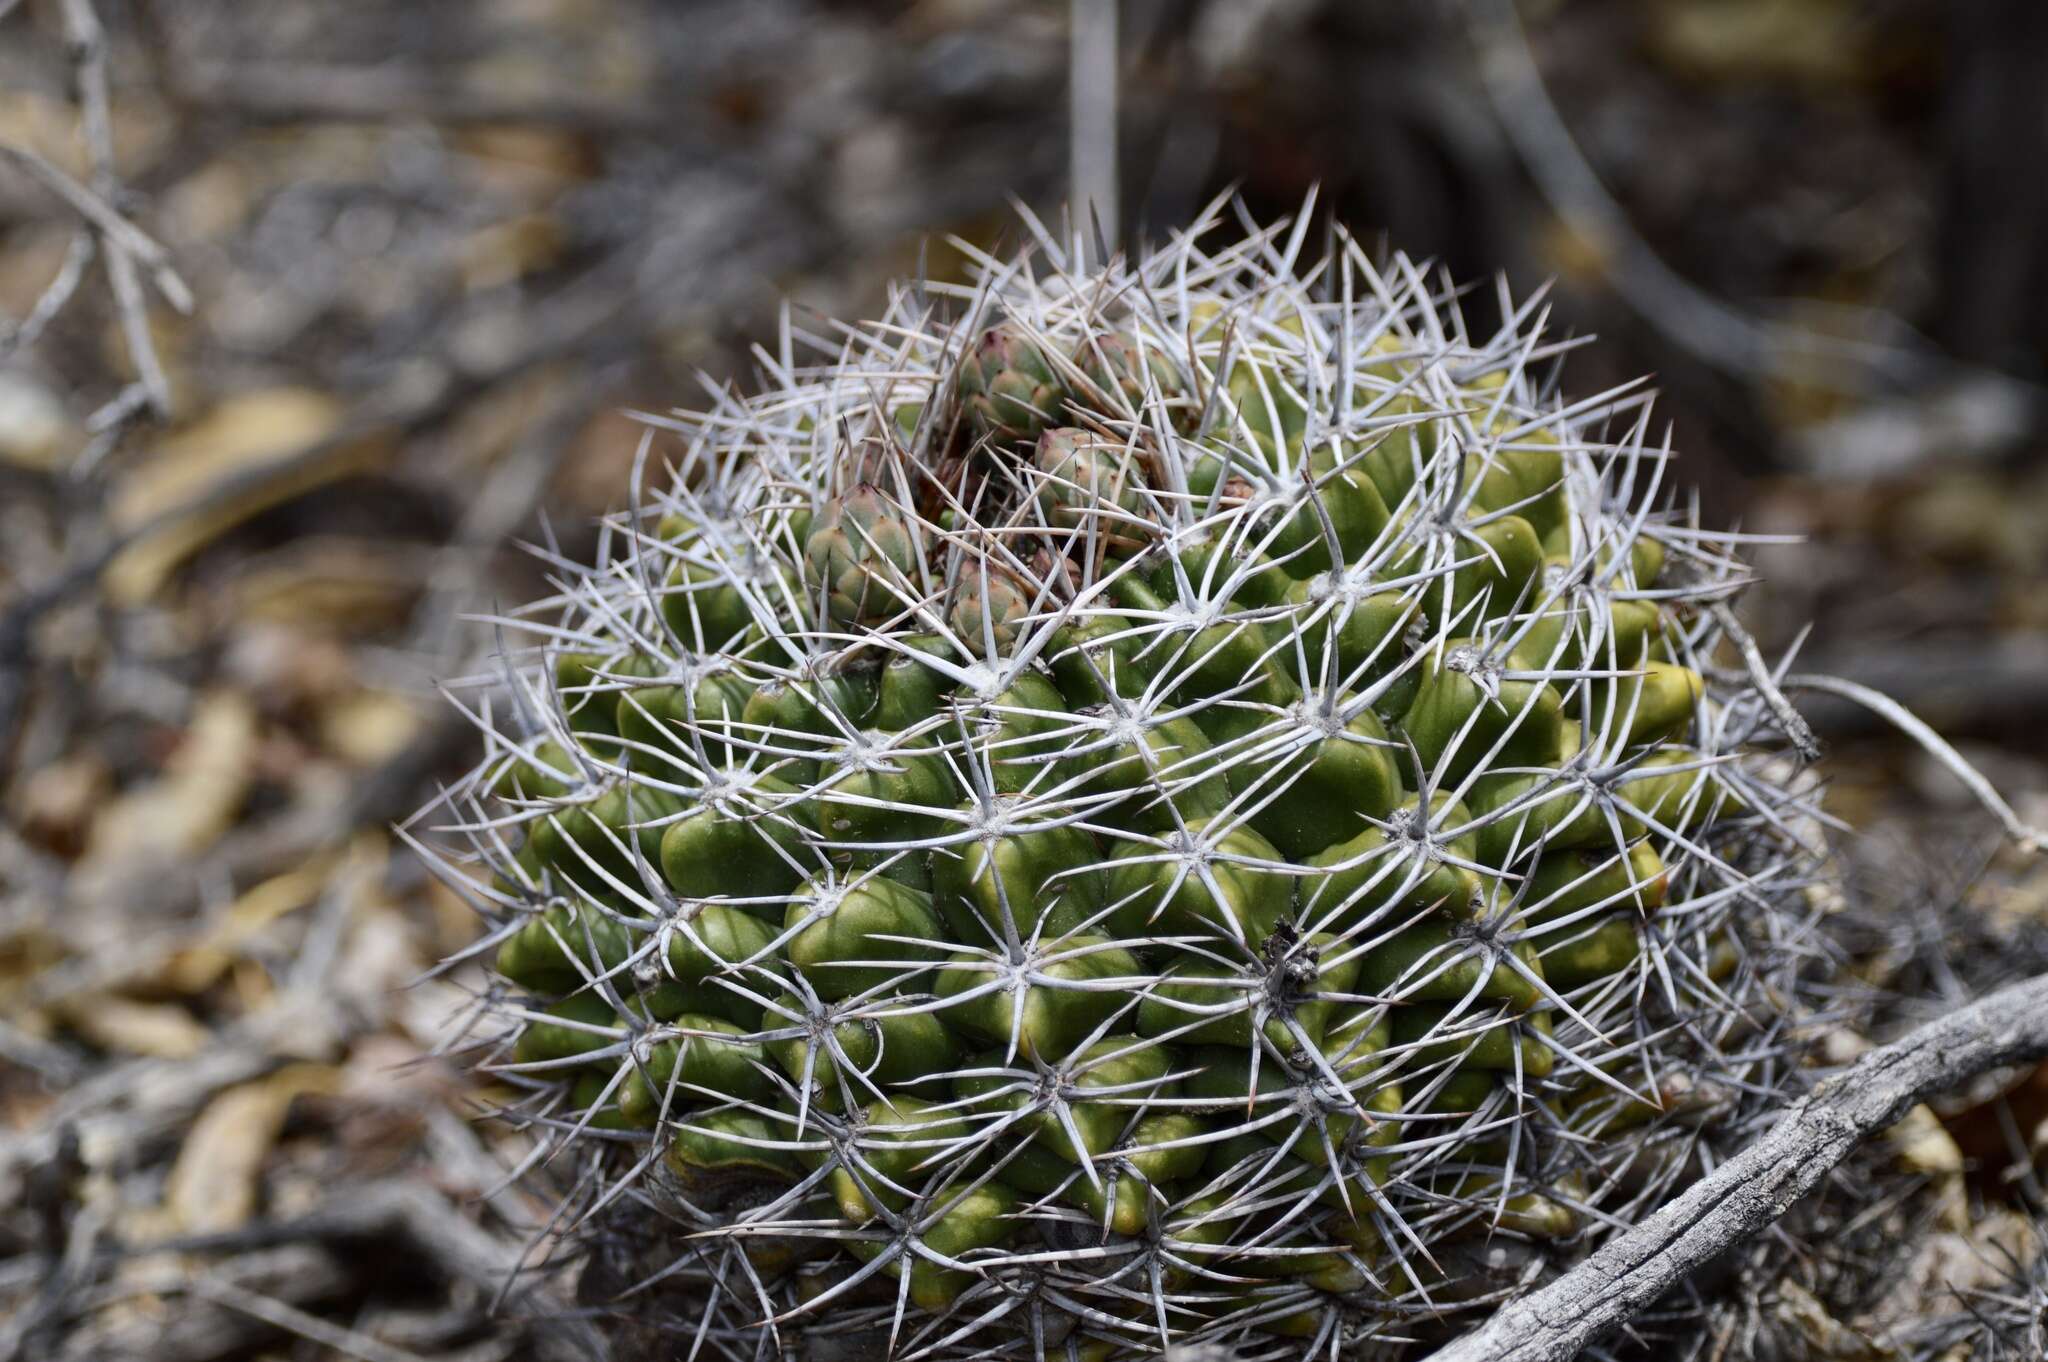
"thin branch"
1784,672,2046,854
1429,968,2048,1362
57,0,188,421
0,145,190,311
1069,0,1119,261
1710,603,1820,763
184,1274,435,1362
0,240,632,767
1461,0,1980,399
0,228,93,355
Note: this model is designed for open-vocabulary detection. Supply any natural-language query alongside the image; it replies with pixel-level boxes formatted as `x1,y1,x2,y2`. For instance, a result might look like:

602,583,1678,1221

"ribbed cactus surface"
423,203,1825,1360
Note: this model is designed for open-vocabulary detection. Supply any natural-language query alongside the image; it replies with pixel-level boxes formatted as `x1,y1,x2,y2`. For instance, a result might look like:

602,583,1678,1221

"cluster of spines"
410,197,1830,1361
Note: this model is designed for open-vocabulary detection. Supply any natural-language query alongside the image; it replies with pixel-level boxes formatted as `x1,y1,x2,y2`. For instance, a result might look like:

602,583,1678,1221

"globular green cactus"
424,202,1845,1360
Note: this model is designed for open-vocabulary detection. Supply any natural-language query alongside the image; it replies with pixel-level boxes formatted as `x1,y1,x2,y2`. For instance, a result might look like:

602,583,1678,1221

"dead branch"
133,1180,540,1301
9,1170,594,1362
1429,968,2048,1362
1460,0,2001,402
0,144,188,311
106,1181,601,1362
56,1247,355,1362
1709,602,1821,764
0,1010,324,1205
182,1274,434,1362
1785,674,2047,855
56,0,187,421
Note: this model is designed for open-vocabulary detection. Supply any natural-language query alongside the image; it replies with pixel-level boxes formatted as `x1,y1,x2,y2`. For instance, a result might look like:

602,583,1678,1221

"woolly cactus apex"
958,320,1068,450
415,198,1913,1361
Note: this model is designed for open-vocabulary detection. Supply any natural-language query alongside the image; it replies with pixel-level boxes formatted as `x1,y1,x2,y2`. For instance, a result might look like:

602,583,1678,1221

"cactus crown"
421,199,1826,1360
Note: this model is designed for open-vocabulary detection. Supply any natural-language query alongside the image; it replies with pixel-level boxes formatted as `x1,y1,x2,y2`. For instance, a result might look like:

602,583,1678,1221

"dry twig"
1430,968,2048,1362
55,0,188,422
1069,0,1120,259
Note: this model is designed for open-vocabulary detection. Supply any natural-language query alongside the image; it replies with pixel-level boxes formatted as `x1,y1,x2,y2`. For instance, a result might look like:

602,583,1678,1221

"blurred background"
2,2,2044,1358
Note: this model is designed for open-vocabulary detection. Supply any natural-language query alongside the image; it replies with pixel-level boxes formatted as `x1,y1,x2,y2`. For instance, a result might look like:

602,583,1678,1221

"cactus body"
427,206,1830,1359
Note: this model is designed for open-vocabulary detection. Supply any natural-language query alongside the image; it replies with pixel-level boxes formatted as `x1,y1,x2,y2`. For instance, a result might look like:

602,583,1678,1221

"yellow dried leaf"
1888,1103,1964,1176
164,1065,339,1233
320,690,423,766
10,753,110,853
1650,0,1865,89
1889,1102,1968,1231
335,888,429,1004
231,957,278,1014
229,544,425,633
162,157,255,242
104,388,370,603
58,997,210,1060
161,858,334,995
449,123,594,193
1859,1208,2043,1336
0,91,87,175
1537,214,1612,288
1770,1279,1895,1361
110,385,344,530
83,691,258,866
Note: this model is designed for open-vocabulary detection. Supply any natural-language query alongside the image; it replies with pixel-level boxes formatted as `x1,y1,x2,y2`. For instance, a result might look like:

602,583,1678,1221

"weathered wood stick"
1432,969,2048,1362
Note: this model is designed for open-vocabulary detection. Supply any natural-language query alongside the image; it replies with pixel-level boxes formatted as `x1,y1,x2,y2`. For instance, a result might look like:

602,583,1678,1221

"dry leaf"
1857,1207,2044,1336
160,858,334,995
334,883,429,1007
1650,0,1867,89
161,156,256,242
1887,1101,1968,1231
1536,214,1612,288
222,623,358,708
163,1065,339,1233
228,540,432,634
319,690,424,767
448,124,595,194
82,690,258,867
1889,1103,1965,1176
163,833,387,995
0,90,89,176
104,388,369,603
1771,1279,1896,1360
57,997,210,1060
10,753,111,856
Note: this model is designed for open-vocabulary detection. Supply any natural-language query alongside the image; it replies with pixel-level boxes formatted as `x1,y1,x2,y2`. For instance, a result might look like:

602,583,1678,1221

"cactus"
958,320,1069,451
422,202,1842,1359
